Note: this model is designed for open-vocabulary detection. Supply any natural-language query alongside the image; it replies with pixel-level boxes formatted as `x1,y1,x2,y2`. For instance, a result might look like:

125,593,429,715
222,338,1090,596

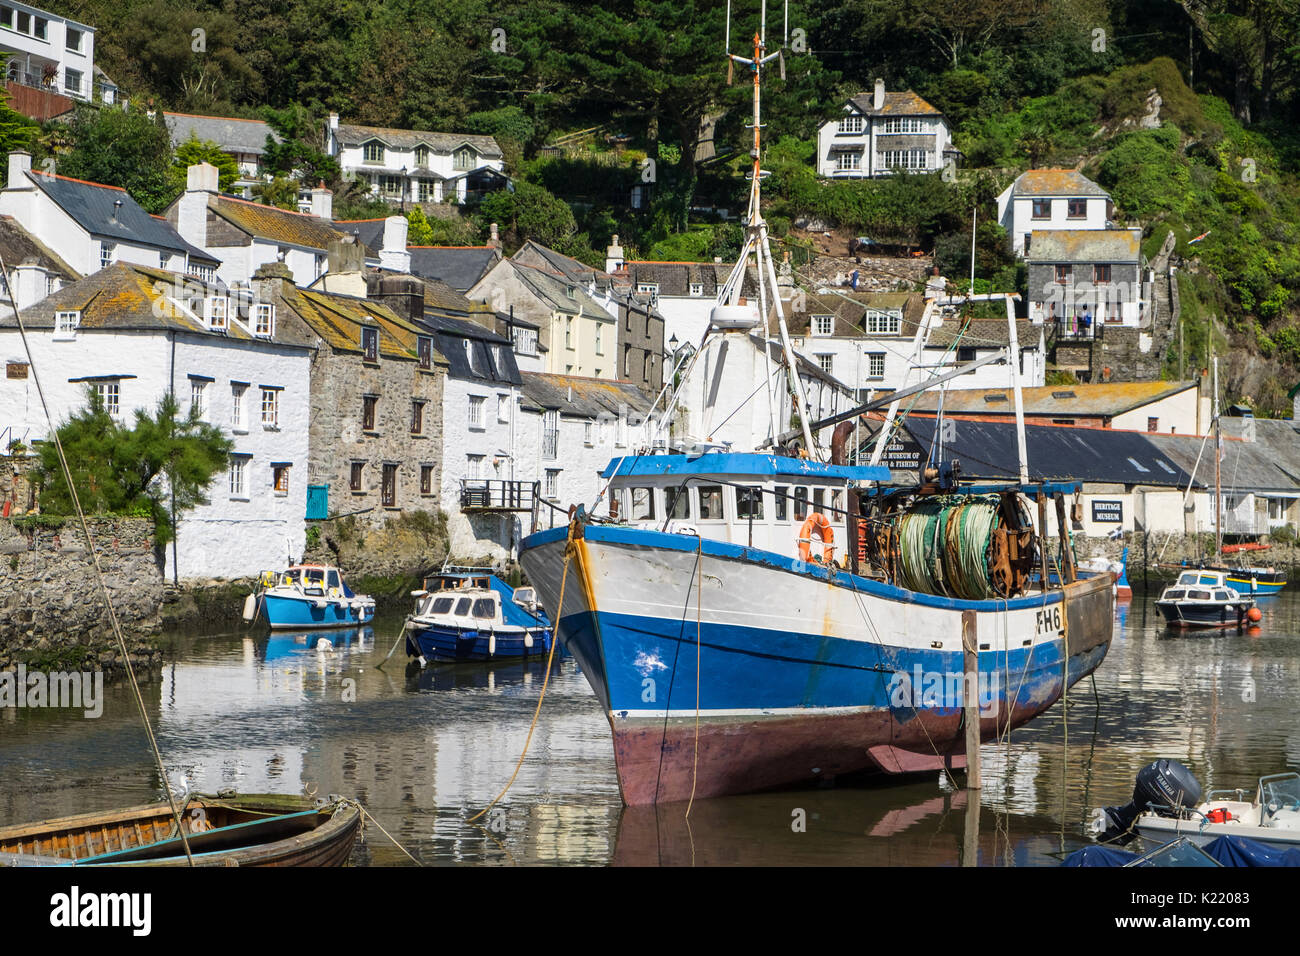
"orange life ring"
797,513,834,563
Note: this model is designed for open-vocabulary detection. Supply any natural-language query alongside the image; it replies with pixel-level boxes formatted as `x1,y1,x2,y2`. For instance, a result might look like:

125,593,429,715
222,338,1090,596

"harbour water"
2,591,1297,866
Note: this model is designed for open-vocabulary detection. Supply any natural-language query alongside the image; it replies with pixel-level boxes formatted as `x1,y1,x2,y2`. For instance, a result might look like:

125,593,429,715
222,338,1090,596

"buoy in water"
1247,607,1263,623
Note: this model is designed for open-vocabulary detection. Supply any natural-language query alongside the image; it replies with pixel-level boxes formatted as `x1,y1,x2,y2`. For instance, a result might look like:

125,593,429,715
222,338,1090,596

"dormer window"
206,296,228,331
363,141,385,163
838,114,864,134
414,145,430,168
689,283,703,297
453,147,476,170
362,326,379,362
54,310,81,340
253,303,275,337
636,283,657,296
812,315,834,336
566,286,576,300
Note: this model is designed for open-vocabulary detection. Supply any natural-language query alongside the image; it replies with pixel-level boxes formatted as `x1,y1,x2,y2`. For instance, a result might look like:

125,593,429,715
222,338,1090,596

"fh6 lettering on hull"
1035,606,1062,635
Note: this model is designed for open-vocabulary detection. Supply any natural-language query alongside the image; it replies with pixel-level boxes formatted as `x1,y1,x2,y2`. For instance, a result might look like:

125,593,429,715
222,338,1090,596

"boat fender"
313,598,327,609
1247,607,1262,623
524,634,533,649
489,632,496,657
797,513,835,563
241,593,257,622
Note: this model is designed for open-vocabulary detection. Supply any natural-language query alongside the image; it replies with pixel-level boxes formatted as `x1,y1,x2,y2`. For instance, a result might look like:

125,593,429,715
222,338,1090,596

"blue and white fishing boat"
404,569,554,664
518,6,1114,807
250,565,376,630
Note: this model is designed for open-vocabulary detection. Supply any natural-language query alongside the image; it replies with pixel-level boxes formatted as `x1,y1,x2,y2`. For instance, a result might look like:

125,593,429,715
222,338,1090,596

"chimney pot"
7,150,31,186
873,77,885,111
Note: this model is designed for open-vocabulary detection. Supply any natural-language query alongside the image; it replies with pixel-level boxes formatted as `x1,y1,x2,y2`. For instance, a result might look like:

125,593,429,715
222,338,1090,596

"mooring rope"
357,803,422,866
685,536,704,819
895,494,1004,600
1,253,196,866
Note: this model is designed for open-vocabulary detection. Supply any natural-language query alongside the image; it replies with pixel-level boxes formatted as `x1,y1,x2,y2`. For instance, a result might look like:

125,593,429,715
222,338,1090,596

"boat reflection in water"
259,626,374,663
409,657,552,694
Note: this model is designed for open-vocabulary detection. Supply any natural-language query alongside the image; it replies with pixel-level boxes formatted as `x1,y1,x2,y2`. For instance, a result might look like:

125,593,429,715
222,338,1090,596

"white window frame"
190,379,207,419
94,380,120,417
497,394,510,423
544,469,561,499
260,388,279,428
466,454,484,480
206,296,229,331
468,395,485,429
231,383,247,431
865,310,901,334
689,283,703,297
868,352,886,379
834,150,862,172
54,310,80,341
99,242,115,270
837,114,864,134
253,303,275,337
812,314,834,336
817,353,834,375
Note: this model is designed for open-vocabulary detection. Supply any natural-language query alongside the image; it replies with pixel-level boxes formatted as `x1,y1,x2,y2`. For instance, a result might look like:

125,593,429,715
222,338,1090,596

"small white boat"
248,564,376,630
1135,772,1300,848
1155,569,1260,630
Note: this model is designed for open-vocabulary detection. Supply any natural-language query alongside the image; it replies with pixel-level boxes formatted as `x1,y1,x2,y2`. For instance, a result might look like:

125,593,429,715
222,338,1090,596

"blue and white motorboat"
251,565,376,630
1155,569,1260,630
404,570,554,664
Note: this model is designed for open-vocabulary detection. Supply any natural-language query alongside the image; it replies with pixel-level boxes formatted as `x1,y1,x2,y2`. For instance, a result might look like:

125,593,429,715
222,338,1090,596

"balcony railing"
1217,512,1269,535
460,479,538,512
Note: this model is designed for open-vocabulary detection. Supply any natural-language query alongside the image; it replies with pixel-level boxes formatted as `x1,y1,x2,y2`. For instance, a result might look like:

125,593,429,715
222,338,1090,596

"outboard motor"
1095,759,1202,844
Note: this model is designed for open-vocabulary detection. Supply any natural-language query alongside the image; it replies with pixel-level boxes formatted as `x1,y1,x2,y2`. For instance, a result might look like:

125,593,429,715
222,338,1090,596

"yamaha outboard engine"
1095,759,1202,844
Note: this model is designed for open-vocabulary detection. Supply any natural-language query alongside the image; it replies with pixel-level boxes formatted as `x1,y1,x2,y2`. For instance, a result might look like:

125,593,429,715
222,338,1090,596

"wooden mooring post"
962,608,980,791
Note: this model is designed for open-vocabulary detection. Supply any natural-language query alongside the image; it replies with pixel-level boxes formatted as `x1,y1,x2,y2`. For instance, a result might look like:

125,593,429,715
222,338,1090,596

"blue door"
306,484,328,520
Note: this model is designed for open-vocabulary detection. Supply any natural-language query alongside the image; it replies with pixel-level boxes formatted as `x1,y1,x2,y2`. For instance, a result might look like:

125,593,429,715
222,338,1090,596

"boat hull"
263,593,375,629
1155,599,1252,629
520,524,1114,805
406,624,554,662
1223,574,1286,596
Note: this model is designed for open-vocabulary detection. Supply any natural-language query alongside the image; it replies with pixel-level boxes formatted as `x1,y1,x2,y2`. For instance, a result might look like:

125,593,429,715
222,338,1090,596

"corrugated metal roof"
1028,229,1141,263
335,123,502,158
520,372,652,418
1011,169,1109,198
164,112,278,155
209,196,345,250
892,416,1197,487
908,381,1197,417
847,90,943,117
28,171,195,255
408,246,500,291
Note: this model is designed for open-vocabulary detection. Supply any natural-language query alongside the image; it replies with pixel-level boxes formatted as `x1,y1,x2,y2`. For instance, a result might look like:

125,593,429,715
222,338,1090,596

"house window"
260,388,279,427
1032,199,1051,219
363,141,384,163
468,395,485,428
420,465,434,495
66,27,83,51
54,310,80,340
511,327,537,356
880,117,924,133
837,115,864,134
94,380,120,416
207,296,228,331
362,395,378,431
1055,264,1071,284
33,16,45,39
14,11,27,33
273,464,290,496
418,336,432,369
381,464,397,507
1148,417,1159,433
231,383,246,429
466,454,484,479
595,324,603,354
414,145,430,168
190,379,207,418
497,394,510,423
689,283,703,297
411,400,425,435
818,354,834,375
636,283,658,296
380,175,403,198
868,353,886,378
1093,264,1111,283
542,410,559,459
865,310,901,334
877,149,928,170
64,69,82,95
417,179,436,203
350,461,364,492
362,326,379,361
45,274,58,296
583,420,594,446
229,456,248,498
835,150,862,172
100,243,115,269
812,315,834,336
1067,198,1087,218
253,303,275,336
453,147,475,170
544,469,561,499
564,317,573,349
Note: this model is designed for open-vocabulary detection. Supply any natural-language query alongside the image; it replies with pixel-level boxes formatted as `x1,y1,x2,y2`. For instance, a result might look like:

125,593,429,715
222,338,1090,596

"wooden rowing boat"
0,793,361,866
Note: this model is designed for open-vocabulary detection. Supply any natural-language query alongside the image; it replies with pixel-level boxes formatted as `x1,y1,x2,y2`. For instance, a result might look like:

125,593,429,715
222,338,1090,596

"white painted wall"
441,374,522,558
0,3,96,99
0,326,310,580
1111,389,1200,435
815,107,952,178
996,193,1108,258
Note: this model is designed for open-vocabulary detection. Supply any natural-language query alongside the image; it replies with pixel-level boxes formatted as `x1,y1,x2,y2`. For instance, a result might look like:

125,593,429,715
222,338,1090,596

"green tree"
262,104,340,188
405,205,435,245
478,180,577,250
59,106,177,213
36,391,233,546
171,133,241,193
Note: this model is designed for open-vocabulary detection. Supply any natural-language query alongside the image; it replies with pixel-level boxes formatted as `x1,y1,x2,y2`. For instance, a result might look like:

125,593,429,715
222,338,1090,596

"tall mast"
1213,353,1222,558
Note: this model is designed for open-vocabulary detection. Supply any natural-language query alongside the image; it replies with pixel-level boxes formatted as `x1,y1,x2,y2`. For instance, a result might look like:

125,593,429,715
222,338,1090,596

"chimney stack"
487,222,501,250
7,150,31,187
310,181,333,220
605,234,625,274
177,163,219,251
321,235,367,298
379,215,410,273
873,78,885,111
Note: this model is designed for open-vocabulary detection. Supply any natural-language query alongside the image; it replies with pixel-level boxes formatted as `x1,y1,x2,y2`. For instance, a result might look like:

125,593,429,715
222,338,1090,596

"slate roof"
788,291,924,337
26,171,206,259
1157,423,1300,495
164,112,278,156
512,240,609,287
408,246,500,291
333,217,386,253
616,260,759,299
907,381,1198,418
520,372,653,418
420,312,520,386
1010,169,1109,198
846,90,943,117
925,317,1040,349
0,216,80,281
893,416,1198,487
508,260,612,317
1027,229,1141,263
208,195,346,251
4,262,314,348
335,123,502,158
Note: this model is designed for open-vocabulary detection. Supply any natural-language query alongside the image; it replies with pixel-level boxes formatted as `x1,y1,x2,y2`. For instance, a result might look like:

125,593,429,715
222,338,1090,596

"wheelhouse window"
697,486,724,521
630,487,655,521
666,487,691,519
735,486,764,520
473,598,496,619
793,486,809,521
774,486,789,521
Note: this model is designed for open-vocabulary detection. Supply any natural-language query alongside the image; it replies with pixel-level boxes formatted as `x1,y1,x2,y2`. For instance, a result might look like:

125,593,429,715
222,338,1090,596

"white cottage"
0,262,314,581
815,81,954,178
995,169,1113,258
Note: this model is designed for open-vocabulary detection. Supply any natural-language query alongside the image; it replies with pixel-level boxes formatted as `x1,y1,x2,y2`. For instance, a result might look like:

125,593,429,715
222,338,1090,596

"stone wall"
0,516,166,672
